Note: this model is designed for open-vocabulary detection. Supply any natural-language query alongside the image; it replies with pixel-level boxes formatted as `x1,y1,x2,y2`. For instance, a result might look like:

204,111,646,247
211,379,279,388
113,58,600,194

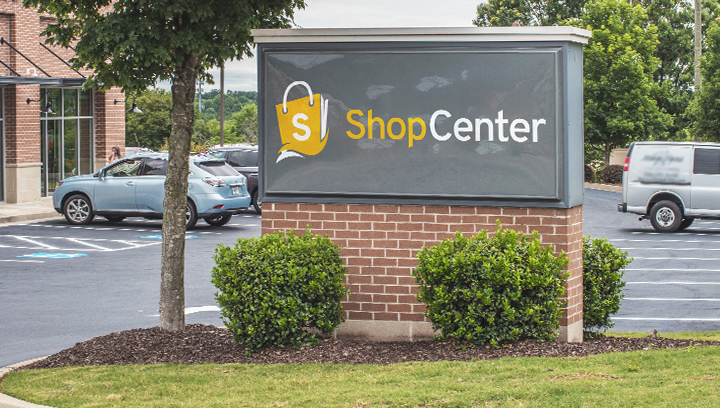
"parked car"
52,152,251,228
208,145,261,213
618,141,720,232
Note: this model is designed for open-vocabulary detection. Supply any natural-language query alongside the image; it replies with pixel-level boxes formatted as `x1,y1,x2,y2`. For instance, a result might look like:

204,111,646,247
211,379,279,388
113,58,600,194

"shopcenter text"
346,109,547,148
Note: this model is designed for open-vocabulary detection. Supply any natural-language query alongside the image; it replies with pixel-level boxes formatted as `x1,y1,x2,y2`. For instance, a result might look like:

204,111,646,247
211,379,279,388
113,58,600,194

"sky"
171,0,483,93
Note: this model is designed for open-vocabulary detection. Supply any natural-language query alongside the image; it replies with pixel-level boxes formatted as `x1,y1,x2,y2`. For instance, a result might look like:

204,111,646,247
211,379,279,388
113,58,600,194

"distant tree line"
475,0,720,165
125,89,258,150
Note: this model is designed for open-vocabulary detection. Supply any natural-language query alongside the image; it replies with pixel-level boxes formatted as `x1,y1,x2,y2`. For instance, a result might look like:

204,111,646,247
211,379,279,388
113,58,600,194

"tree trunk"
159,54,201,331
604,143,612,168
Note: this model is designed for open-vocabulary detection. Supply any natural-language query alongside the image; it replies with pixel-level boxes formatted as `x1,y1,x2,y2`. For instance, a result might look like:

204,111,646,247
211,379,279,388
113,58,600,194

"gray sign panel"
257,37,584,207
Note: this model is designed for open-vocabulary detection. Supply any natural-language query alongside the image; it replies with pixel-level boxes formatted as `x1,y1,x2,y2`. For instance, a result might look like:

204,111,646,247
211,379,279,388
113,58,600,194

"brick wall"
262,203,583,342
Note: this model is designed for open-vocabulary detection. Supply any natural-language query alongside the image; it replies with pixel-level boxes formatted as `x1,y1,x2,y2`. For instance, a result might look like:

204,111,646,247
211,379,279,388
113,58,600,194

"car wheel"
204,214,232,226
63,194,95,225
649,200,682,232
185,200,198,229
677,217,694,231
252,190,262,214
105,216,126,223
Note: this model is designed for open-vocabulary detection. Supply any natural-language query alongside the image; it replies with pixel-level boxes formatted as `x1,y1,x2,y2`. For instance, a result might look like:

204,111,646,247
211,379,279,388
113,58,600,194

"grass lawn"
2,332,719,407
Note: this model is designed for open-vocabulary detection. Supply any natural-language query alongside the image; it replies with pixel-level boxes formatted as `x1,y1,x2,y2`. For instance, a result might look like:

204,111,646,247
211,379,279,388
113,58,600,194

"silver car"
52,152,251,228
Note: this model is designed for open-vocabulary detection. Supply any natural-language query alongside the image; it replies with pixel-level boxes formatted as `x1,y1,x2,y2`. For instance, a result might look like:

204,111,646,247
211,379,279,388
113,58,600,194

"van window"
693,148,720,175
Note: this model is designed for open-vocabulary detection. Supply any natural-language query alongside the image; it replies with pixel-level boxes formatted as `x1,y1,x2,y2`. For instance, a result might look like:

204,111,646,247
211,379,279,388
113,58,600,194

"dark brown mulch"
21,324,720,369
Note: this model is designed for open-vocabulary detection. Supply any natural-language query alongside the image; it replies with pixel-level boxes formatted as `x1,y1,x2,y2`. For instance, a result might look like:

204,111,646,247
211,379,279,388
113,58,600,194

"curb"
0,213,62,226
0,358,53,408
584,182,622,193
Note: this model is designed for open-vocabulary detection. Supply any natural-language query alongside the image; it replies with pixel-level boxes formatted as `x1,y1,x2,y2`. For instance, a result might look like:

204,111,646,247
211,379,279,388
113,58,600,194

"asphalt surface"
2,189,720,370
585,188,720,333
0,213,261,368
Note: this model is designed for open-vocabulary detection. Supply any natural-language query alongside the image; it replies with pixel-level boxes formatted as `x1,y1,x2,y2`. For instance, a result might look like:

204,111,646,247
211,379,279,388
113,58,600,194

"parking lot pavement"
584,189,720,333
0,213,261,368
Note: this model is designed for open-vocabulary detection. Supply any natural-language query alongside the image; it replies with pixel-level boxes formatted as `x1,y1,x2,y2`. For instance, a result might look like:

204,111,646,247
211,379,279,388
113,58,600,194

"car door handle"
125,181,135,187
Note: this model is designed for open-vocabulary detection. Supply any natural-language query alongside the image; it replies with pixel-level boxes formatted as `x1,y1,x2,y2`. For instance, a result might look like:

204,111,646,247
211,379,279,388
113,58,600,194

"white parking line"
633,257,720,260
624,297,720,302
626,268,720,272
612,317,720,321
610,239,718,244
0,259,45,263
620,247,720,252
66,238,112,251
14,236,59,250
626,282,720,285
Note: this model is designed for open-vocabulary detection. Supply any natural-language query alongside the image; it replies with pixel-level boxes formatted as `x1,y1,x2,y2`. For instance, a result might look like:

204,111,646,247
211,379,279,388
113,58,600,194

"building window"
40,88,93,196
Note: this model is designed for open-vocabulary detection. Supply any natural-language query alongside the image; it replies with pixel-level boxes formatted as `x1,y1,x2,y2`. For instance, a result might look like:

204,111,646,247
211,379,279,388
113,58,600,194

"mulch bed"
21,324,720,369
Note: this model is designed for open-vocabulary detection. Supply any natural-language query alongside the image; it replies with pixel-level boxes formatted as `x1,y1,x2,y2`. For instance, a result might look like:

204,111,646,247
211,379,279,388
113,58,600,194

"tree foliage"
579,0,672,165
24,0,305,331
695,19,720,141
125,89,172,150
473,0,587,27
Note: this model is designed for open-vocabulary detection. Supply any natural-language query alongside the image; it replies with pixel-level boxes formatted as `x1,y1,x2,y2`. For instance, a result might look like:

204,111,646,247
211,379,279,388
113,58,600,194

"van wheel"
677,218,694,231
649,200,682,232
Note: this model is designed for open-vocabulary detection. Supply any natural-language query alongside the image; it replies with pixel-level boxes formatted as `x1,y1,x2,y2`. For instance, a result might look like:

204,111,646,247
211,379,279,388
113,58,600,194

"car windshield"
196,161,239,176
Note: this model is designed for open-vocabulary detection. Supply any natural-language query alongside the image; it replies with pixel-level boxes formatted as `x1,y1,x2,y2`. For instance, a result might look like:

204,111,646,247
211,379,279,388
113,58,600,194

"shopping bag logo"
275,81,329,163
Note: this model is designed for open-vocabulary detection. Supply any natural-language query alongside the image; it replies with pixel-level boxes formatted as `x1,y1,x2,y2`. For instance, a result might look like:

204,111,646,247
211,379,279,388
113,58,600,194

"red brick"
373,294,399,303
361,248,386,258
373,240,399,249
297,203,324,212
324,203,349,212
374,312,400,321
503,208,528,215
373,276,398,285
348,311,373,320
348,204,374,213
398,206,425,214
385,285,411,294
348,293,372,302
361,303,386,312
386,213,411,222
388,303,413,313
359,284,385,293
375,205,400,214
399,313,426,322
360,213,386,222
360,230,387,239
347,274,372,284
373,257,397,266
273,203,298,211
335,212,360,221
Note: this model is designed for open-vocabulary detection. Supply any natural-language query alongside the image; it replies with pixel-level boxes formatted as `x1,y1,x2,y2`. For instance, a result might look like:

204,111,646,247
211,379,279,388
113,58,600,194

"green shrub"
601,164,624,184
211,229,349,355
413,223,569,348
584,164,596,182
583,236,632,334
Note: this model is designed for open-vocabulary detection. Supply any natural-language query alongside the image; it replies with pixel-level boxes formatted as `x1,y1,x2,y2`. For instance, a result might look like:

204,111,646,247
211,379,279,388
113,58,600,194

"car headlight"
202,178,227,187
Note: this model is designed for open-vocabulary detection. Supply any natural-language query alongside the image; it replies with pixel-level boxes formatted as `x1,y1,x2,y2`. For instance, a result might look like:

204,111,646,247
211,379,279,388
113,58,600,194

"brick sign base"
262,203,583,343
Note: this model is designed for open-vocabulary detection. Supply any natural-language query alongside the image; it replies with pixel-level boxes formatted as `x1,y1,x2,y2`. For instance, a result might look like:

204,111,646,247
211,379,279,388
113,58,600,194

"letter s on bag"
292,113,311,141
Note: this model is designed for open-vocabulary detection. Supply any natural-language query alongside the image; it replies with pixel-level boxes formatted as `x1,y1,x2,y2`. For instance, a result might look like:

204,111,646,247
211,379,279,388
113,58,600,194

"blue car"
52,152,251,228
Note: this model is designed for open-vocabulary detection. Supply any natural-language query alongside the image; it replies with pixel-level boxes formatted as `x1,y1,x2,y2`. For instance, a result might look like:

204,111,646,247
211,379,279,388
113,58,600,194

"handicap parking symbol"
19,253,89,259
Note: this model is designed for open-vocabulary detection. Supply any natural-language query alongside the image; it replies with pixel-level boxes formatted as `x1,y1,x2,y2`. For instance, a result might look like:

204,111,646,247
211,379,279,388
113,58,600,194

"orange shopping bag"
275,81,328,162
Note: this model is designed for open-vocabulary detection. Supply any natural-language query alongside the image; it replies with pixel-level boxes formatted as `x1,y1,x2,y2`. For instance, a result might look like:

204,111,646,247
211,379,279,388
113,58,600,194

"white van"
617,141,720,232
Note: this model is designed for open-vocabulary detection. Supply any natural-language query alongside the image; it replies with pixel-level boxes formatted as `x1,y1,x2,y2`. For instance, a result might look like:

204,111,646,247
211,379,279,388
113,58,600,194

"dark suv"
209,145,260,213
